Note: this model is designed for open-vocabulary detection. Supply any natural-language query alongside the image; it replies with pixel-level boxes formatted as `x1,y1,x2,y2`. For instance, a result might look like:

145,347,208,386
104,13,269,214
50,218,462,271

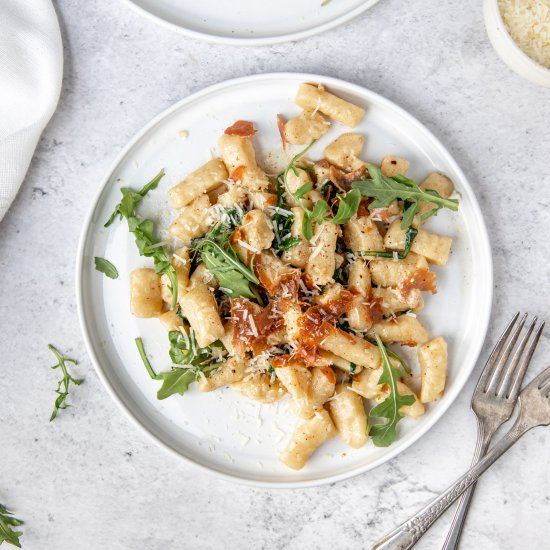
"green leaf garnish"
194,223,260,301
135,336,222,400
48,344,83,422
271,176,300,252
94,257,119,279
282,142,362,240
104,169,179,308
352,165,458,229
368,335,415,447
0,504,23,548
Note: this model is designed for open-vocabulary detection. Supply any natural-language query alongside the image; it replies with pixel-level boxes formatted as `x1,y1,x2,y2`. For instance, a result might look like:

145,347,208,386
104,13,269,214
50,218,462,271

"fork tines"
478,313,545,399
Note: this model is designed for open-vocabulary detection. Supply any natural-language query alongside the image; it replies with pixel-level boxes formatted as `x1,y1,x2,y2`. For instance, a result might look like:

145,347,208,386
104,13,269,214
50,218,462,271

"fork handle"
370,418,533,550
441,429,492,550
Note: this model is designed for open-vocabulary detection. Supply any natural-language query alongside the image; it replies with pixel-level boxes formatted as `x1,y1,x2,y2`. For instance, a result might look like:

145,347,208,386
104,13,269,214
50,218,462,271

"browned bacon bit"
319,366,336,384
276,114,287,152
357,197,373,218
224,120,257,138
271,271,302,301
329,165,368,192
400,268,437,298
296,292,357,365
364,296,384,325
230,165,246,183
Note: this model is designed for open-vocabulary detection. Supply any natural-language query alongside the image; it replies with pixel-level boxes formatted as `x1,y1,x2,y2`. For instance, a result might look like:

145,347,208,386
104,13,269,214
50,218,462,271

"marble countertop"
1,0,549,548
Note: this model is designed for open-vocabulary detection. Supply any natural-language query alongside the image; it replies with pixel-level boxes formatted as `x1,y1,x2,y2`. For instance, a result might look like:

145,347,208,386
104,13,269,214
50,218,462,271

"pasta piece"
168,159,228,208
380,156,410,177
217,185,247,208
160,247,191,304
395,382,425,417
178,281,224,347
253,251,295,292
318,351,363,374
414,173,455,226
314,282,345,305
198,357,246,392
368,315,429,346
418,336,448,403
231,372,286,403
248,191,277,211
218,134,269,192
280,409,337,470
281,207,310,269
283,303,303,342
206,183,228,204
320,327,380,369
130,268,163,318
344,216,385,257
169,194,211,242
295,83,365,127
384,220,452,266
328,384,368,448
306,221,338,285
158,309,184,331
324,133,368,171
371,287,424,316
347,258,373,331
310,367,336,408
369,252,429,287
275,363,315,418
190,263,219,289
284,110,330,145
239,209,275,251
220,322,238,357
285,166,314,207
312,160,331,186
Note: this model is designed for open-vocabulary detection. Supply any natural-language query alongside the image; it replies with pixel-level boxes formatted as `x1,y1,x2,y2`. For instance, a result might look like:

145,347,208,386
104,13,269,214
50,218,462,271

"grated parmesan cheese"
499,0,550,68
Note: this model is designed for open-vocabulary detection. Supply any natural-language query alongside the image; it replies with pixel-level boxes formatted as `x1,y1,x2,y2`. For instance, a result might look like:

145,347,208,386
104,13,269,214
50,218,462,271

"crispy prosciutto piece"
329,165,368,193
399,268,437,298
231,299,285,356
230,165,246,183
224,120,257,138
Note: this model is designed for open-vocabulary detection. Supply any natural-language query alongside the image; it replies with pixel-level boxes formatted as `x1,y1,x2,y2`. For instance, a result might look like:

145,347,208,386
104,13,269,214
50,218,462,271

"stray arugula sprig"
105,169,178,308
0,504,23,548
135,336,222,400
94,257,119,279
48,345,83,422
193,223,260,301
352,165,459,230
283,142,362,240
368,335,415,447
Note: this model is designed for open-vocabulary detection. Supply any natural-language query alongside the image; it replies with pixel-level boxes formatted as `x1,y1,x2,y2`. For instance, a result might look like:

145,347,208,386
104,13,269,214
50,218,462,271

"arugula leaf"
0,504,23,548
104,169,179,308
94,257,119,279
168,328,226,367
368,335,415,447
48,344,83,422
194,223,260,300
360,227,418,259
352,165,459,229
367,338,411,375
270,176,300,252
332,188,362,224
282,142,362,240
135,336,222,400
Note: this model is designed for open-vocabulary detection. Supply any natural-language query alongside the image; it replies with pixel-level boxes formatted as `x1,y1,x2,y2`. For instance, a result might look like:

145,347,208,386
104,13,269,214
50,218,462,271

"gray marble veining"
1,0,549,548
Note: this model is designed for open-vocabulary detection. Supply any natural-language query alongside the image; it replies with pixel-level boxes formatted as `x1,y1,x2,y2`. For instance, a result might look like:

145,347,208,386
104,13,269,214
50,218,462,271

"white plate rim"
76,72,493,488
119,0,383,46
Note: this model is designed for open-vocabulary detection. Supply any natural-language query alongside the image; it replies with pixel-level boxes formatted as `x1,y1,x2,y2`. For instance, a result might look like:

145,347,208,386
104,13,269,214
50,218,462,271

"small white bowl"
484,0,550,87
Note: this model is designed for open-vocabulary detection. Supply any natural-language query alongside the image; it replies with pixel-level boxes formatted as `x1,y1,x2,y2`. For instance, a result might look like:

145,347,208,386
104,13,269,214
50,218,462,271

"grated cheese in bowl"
498,0,550,68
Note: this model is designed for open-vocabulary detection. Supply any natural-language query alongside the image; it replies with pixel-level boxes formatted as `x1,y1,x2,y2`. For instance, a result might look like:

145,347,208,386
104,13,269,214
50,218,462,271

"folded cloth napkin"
0,0,63,221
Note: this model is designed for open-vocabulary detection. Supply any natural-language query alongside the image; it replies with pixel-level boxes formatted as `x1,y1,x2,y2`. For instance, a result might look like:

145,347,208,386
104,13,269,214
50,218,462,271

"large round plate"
121,0,382,45
76,73,492,488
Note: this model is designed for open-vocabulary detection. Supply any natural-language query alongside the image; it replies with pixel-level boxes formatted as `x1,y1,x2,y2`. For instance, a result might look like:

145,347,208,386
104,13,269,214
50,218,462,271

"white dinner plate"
121,0,382,45
76,73,493,488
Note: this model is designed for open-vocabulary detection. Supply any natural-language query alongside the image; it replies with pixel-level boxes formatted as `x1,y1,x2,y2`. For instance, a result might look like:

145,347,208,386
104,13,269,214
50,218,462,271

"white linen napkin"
0,0,63,221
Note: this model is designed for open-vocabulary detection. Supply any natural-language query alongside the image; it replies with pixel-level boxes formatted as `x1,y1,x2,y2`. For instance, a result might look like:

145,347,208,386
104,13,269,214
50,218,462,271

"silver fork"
442,313,544,549
371,366,550,550
369,313,545,550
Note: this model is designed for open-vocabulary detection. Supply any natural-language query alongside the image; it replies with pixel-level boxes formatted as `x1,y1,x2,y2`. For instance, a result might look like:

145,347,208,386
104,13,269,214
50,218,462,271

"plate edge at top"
120,0,382,46
75,72,493,488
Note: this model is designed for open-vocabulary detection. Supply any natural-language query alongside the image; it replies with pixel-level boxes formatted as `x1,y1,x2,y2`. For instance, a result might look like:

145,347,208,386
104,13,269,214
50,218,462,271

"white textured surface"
0,0,549,548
